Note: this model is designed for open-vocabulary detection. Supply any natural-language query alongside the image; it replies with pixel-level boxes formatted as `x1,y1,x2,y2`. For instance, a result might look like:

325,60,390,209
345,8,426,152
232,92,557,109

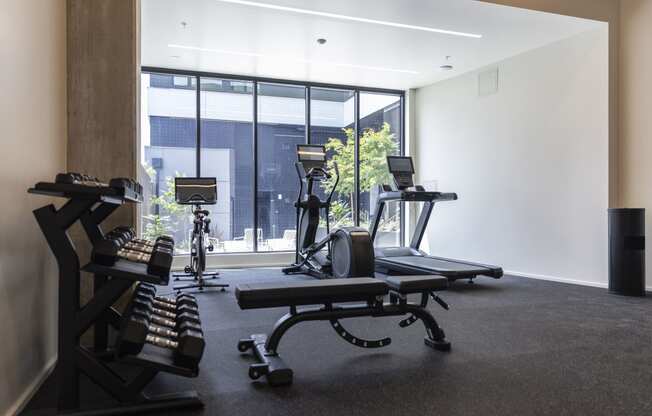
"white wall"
414,27,608,286
0,0,67,415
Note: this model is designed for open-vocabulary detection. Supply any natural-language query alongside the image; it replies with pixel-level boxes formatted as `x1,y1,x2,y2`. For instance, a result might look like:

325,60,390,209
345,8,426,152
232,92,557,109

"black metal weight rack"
29,178,204,415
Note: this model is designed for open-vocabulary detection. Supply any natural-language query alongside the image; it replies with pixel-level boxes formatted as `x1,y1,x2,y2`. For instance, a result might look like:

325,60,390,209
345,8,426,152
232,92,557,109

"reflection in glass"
310,87,355,230
140,73,197,253
359,92,402,247
200,77,255,252
256,83,306,251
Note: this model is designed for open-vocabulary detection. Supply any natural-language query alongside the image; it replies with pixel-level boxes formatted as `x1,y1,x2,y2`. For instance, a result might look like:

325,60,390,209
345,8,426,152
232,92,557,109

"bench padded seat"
236,278,388,309
384,275,448,294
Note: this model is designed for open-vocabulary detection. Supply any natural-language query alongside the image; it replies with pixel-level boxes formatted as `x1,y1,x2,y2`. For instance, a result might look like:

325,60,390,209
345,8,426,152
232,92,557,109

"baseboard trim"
506,269,652,292
8,355,57,416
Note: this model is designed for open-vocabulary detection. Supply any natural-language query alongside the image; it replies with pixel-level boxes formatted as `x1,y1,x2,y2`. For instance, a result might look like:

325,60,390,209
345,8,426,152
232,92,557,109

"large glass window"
140,72,197,254
140,69,404,254
310,87,355,228
359,92,402,247
200,78,255,253
257,83,306,252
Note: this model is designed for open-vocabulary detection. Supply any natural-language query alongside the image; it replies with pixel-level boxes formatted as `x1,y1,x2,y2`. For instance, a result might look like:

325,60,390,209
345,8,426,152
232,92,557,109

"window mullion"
252,80,259,252
353,90,360,226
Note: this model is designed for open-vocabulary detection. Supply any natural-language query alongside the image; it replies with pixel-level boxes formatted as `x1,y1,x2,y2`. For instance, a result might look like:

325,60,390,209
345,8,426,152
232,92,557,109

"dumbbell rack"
29,180,204,415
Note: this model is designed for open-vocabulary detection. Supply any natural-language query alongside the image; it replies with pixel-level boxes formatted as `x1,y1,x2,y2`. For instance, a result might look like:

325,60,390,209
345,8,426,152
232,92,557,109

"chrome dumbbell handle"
150,314,175,328
149,324,177,339
152,306,176,319
146,334,179,349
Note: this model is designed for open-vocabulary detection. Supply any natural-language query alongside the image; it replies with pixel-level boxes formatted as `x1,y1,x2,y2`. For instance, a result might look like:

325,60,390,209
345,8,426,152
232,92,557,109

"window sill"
172,251,294,270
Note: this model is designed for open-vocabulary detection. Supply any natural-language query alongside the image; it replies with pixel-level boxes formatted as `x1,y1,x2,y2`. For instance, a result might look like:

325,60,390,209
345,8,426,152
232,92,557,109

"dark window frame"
142,66,406,252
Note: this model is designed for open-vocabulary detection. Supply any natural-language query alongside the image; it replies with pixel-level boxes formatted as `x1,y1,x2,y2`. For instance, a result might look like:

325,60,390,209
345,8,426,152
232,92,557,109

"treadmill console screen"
175,177,217,205
297,144,327,172
387,156,415,189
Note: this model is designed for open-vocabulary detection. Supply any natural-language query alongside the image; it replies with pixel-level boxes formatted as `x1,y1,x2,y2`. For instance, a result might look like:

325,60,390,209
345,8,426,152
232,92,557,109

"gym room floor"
23,269,652,416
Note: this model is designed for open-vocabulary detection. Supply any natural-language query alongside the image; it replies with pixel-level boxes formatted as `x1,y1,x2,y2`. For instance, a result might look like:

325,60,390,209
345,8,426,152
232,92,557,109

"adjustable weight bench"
236,276,451,386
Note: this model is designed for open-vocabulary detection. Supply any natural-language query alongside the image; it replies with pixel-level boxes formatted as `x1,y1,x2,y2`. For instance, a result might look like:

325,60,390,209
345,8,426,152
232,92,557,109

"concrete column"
67,0,140,335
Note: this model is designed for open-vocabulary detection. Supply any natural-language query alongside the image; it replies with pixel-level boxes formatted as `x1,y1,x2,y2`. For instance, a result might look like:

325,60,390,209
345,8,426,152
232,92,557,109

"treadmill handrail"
376,190,458,203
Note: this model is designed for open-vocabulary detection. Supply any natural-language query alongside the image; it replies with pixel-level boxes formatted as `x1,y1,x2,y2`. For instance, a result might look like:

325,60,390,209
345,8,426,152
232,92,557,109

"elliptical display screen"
297,145,327,172
297,145,326,162
175,177,217,205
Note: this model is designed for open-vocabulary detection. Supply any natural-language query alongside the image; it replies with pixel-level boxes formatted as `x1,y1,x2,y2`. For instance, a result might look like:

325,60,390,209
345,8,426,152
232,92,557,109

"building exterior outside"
141,72,402,253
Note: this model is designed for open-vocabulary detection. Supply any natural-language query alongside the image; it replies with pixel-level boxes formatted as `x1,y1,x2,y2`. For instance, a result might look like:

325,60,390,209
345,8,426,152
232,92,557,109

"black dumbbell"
92,239,173,277
106,231,173,254
144,322,179,339
131,306,202,333
113,246,173,274
133,298,177,320
126,240,173,255
137,284,196,306
131,290,201,323
113,225,174,245
135,290,198,312
109,177,143,195
132,296,198,321
111,227,174,248
55,172,107,187
119,315,205,367
106,230,163,248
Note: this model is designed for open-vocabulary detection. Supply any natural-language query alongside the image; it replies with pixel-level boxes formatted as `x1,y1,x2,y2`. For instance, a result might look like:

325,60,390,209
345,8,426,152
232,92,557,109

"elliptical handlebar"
306,166,331,179
325,162,339,204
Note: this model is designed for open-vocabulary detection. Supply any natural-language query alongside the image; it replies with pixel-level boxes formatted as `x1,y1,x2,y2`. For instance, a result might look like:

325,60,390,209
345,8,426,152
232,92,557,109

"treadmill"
369,156,503,282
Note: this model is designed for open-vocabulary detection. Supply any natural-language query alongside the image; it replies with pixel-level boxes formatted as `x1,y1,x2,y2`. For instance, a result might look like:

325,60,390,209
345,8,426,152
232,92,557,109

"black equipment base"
174,280,229,292
238,334,293,386
174,269,228,293
282,263,331,280
60,391,203,416
173,271,220,281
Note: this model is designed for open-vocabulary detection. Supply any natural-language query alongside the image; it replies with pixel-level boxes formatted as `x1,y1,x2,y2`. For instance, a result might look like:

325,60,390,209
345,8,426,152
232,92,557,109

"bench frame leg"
238,295,450,386
238,334,293,386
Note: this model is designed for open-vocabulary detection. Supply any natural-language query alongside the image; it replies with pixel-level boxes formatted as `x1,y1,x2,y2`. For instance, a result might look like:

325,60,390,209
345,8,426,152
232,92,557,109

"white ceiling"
141,0,603,90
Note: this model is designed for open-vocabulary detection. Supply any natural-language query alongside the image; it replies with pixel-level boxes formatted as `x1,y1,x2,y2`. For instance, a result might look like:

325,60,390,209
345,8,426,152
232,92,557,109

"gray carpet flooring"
23,269,652,416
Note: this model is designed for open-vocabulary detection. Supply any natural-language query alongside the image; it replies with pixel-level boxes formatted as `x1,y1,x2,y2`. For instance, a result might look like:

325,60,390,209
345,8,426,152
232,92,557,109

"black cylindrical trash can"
608,208,645,296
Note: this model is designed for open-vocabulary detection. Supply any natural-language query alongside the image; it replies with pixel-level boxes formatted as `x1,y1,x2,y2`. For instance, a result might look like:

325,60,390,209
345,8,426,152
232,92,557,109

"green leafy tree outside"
142,170,193,251
321,122,399,229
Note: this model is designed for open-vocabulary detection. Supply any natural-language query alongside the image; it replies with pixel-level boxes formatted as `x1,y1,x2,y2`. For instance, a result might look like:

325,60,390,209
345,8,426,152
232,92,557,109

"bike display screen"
175,177,217,205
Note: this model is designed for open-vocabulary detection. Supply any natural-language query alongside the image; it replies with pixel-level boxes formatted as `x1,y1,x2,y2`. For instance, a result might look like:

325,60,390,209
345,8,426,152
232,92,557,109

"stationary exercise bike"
282,145,375,279
173,177,228,292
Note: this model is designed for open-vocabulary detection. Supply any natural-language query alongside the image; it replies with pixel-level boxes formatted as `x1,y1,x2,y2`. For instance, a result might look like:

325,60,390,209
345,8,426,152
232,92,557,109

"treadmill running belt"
378,256,497,278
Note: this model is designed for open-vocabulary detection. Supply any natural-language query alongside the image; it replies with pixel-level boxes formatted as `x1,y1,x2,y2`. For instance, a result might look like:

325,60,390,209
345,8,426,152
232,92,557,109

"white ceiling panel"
141,0,604,90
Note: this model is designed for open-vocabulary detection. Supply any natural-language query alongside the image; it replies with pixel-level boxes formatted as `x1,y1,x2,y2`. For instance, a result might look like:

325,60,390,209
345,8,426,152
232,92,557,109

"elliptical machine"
282,144,375,279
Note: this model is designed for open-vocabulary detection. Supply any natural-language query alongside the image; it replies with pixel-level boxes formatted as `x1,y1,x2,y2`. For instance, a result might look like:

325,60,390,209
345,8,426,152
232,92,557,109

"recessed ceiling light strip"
168,44,264,57
215,0,483,38
168,44,419,74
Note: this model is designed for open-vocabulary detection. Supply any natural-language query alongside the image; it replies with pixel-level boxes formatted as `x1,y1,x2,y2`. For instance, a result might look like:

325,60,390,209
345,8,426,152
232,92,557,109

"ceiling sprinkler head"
317,38,327,45
440,56,453,70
